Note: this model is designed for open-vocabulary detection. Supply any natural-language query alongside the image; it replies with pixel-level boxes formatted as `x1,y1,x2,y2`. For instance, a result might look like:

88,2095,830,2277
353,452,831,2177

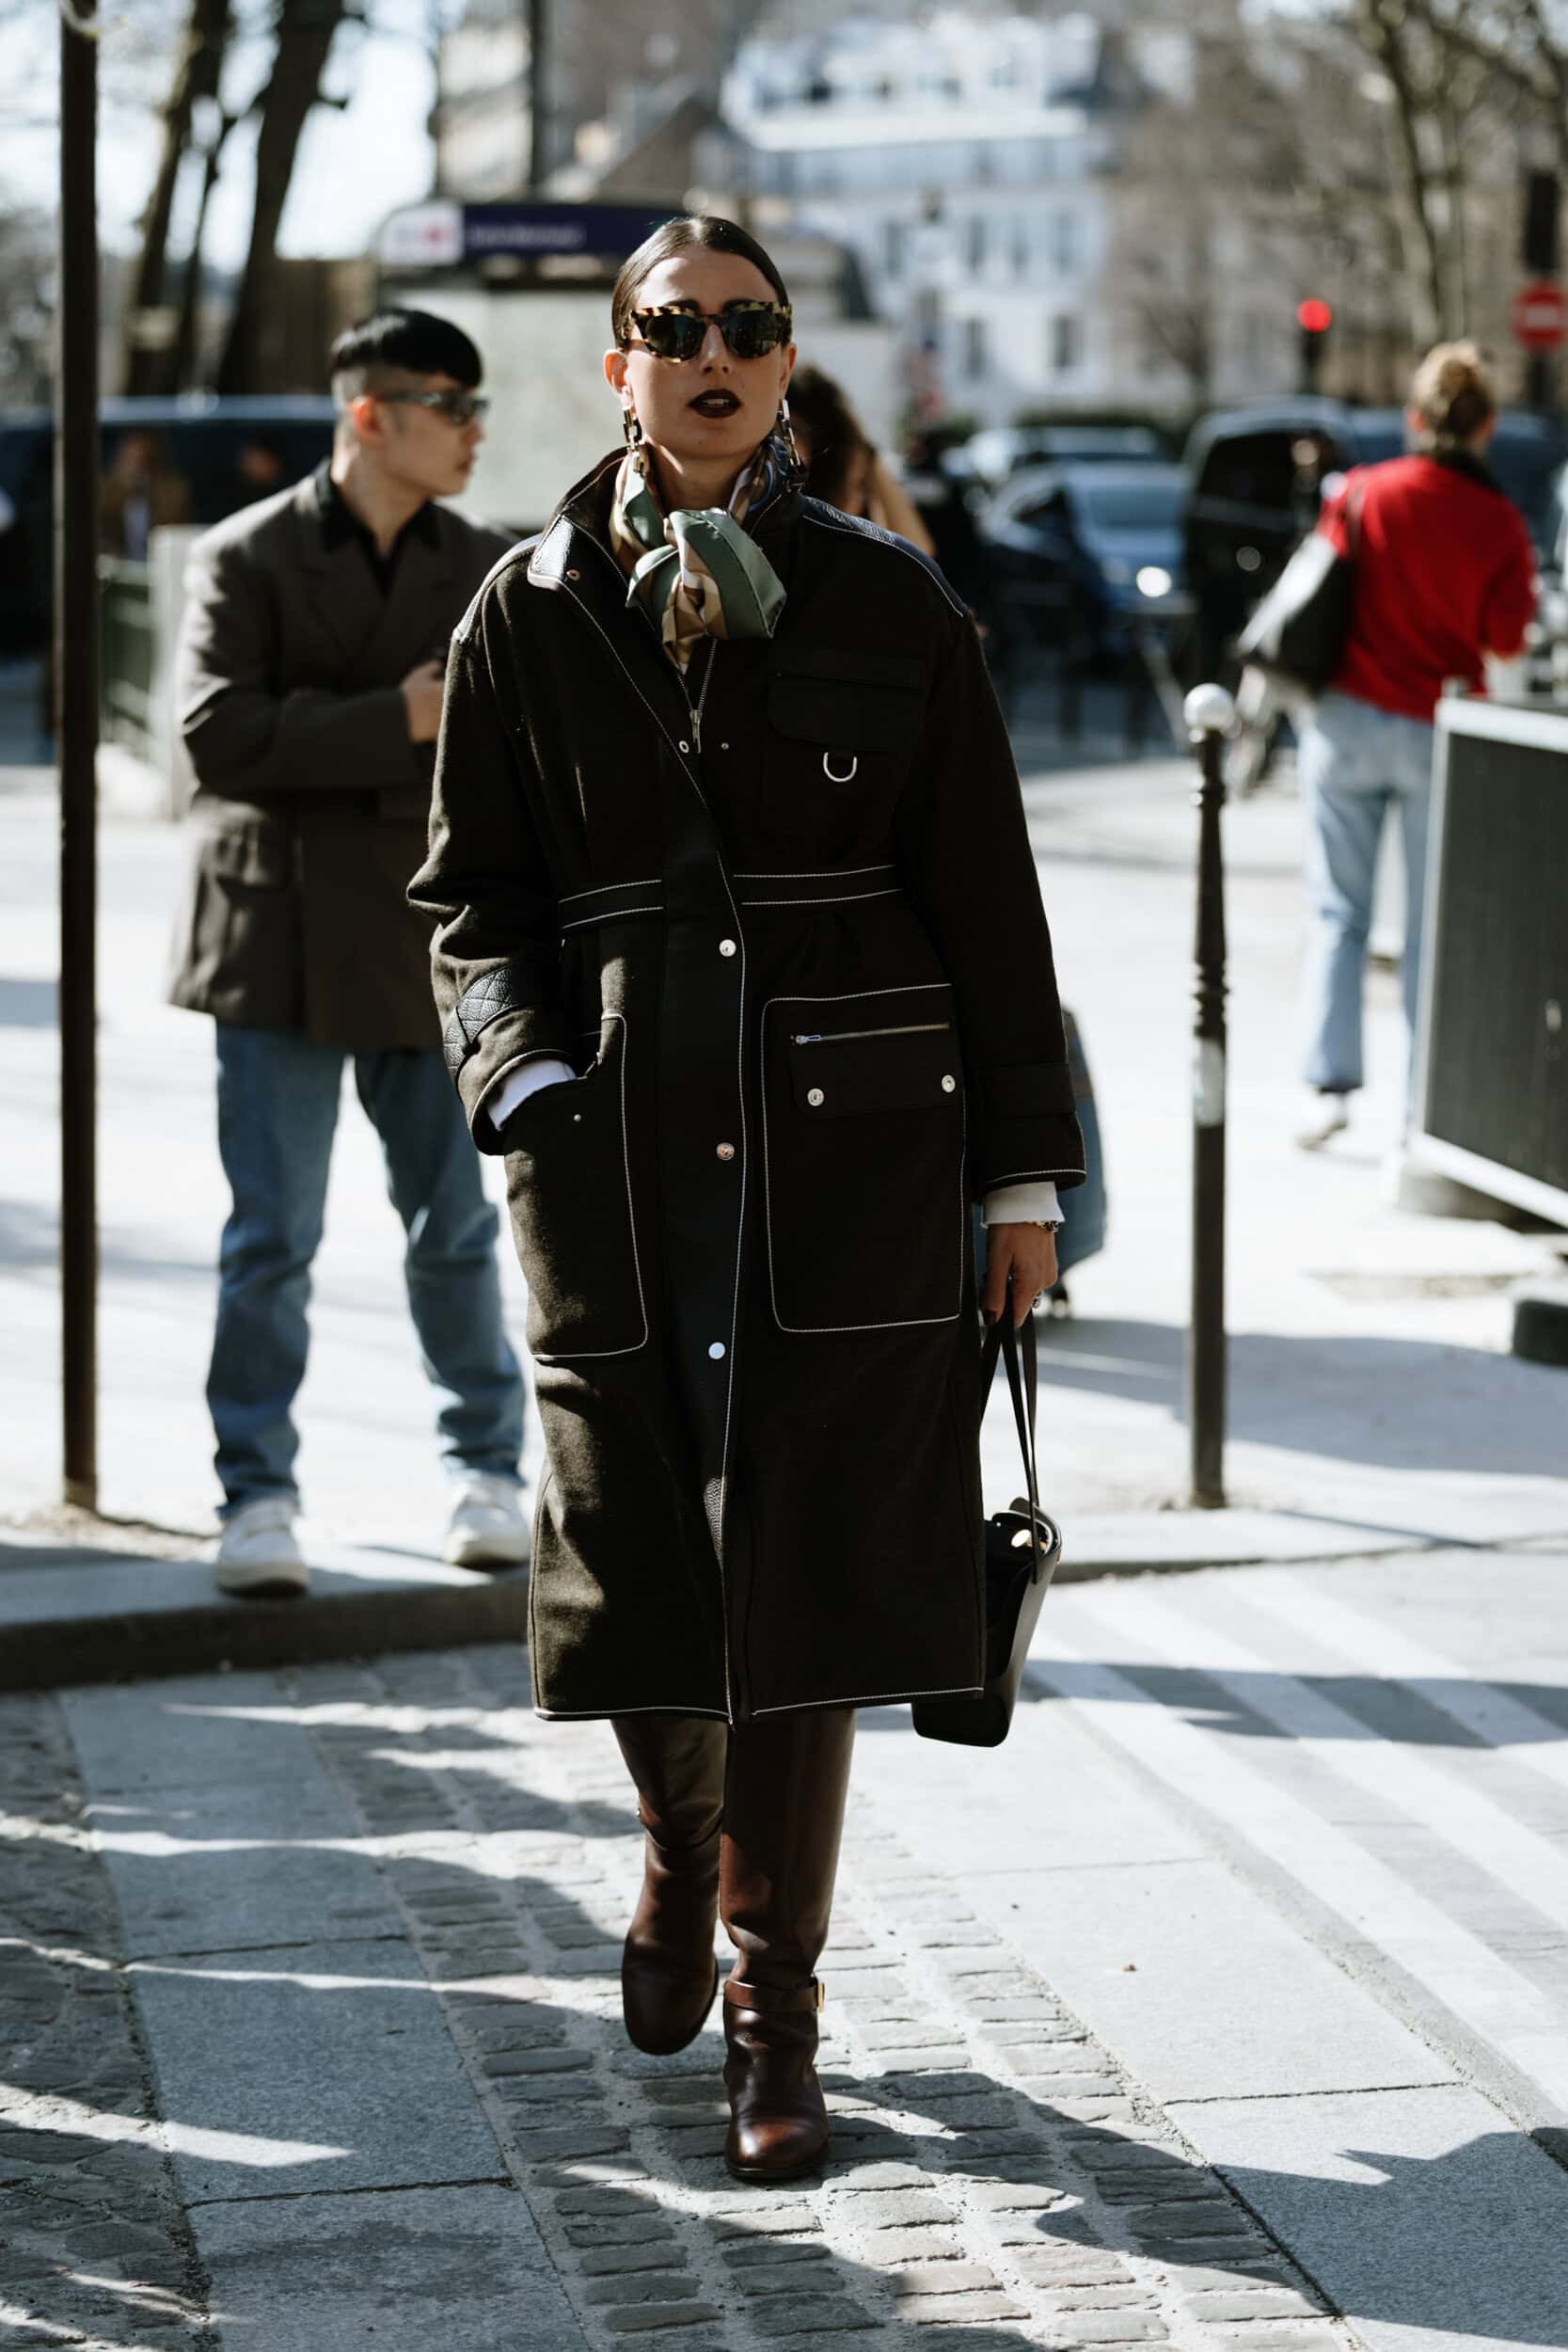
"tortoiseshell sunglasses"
621,300,794,362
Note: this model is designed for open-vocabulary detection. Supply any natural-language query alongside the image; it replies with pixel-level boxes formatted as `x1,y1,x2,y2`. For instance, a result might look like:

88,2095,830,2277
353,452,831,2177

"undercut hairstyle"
329,309,483,409
1409,340,1496,451
611,215,791,347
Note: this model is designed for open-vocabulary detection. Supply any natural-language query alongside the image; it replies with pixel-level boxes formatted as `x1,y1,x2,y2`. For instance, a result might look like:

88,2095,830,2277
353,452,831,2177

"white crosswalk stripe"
1240,1568,1568,1793
1056,1581,1568,1935
1030,1598,1568,2115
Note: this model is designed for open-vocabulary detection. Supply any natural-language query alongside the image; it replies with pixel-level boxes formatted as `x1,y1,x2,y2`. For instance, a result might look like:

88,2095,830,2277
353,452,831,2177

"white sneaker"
214,1496,309,1597
1295,1090,1350,1151
445,1473,531,1570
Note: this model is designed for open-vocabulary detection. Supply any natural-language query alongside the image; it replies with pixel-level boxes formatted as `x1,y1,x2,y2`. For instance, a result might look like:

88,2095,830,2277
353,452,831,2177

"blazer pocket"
501,1012,648,1361
763,984,967,1334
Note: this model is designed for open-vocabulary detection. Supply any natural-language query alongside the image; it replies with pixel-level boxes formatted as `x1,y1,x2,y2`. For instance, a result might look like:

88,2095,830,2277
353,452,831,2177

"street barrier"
1184,683,1237,1504
1411,693,1568,1363
99,558,154,760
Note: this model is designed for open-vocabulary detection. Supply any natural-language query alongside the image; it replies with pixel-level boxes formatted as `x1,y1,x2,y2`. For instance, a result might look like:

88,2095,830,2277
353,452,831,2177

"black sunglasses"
377,389,490,427
624,301,793,362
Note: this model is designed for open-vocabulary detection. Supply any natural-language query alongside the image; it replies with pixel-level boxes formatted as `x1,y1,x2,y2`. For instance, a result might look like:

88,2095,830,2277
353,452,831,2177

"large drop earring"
623,402,644,450
777,397,804,477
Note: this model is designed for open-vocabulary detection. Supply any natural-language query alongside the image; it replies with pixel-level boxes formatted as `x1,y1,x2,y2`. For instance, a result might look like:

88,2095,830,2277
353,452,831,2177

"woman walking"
785,361,937,555
410,215,1083,2182
1296,342,1536,1149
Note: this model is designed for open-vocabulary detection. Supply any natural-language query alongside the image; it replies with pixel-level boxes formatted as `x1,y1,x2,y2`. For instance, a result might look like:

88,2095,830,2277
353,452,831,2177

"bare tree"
121,0,236,393
215,0,357,393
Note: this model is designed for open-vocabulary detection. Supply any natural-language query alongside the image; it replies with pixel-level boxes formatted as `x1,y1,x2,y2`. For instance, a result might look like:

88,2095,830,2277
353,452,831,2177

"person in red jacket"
1296,342,1537,1149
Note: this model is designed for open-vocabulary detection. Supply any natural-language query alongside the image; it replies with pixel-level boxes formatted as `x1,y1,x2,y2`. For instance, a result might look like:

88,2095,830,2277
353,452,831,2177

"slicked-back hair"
611,215,790,347
329,308,483,405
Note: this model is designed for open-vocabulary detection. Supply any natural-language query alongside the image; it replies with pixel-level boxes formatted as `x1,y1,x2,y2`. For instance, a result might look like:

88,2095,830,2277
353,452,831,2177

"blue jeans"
208,1024,525,1516
1299,690,1434,1094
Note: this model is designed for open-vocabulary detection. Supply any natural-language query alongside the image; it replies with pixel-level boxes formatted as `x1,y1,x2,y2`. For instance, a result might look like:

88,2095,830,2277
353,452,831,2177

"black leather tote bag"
912,1311,1061,1749
1235,491,1360,696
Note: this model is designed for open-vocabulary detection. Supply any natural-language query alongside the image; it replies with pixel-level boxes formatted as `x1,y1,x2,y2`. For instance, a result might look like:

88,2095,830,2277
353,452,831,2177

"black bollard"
1183,685,1236,1509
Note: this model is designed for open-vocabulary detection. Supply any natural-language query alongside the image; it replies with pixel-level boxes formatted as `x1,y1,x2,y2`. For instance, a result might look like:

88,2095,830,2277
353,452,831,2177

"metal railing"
98,555,154,760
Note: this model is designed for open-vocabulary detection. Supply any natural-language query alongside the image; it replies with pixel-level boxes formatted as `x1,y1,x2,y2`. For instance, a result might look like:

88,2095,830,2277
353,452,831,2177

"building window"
885,217,905,277
965,214,987,271
1011,215,1030,278
1052,211,1078,275
964,316,987,379
1050,313,1081,373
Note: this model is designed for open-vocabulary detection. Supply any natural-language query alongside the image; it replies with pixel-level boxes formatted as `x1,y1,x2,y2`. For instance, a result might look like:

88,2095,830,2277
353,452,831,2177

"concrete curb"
0,1573,529,1692
0,1523,529,1692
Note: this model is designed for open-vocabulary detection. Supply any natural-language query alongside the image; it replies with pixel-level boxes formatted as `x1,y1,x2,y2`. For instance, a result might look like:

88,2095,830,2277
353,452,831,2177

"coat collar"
525,452,802,774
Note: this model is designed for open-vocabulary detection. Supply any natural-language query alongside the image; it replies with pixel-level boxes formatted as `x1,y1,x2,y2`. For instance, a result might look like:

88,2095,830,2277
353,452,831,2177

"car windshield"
1074,481,1184,530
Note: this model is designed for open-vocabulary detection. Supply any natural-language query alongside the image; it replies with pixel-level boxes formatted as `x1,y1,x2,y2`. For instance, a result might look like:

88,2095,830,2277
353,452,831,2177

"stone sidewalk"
3,1644,1354,2352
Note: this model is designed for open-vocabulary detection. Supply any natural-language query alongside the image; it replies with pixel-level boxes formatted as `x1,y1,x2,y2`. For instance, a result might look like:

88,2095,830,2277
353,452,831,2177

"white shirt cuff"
485,1055,577,1128
982,1181,1062,1227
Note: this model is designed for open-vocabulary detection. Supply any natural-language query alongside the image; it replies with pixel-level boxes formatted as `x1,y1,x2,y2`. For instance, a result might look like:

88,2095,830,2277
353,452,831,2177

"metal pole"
56,0,100,1511
1183,684,1235,1510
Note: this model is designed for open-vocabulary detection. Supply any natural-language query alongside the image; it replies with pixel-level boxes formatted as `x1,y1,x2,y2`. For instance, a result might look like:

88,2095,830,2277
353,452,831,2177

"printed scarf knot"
610,436,790,675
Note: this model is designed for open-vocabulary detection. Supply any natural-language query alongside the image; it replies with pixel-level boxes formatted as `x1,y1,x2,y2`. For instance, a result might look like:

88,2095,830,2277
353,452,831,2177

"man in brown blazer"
169,310,529,1595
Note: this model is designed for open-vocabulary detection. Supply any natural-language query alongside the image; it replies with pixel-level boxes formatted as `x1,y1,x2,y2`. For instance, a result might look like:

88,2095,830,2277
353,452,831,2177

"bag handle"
980,1308,1047,1583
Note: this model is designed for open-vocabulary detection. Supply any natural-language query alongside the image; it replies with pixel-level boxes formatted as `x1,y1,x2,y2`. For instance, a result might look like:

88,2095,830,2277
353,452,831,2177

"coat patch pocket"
766,650,925,756
763,985,966,1334
502,1012,648,1361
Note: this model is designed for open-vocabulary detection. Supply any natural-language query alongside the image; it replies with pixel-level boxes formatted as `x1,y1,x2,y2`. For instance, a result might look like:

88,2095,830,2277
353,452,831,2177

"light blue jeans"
208,1024,525,1516
1298,690,1434,1094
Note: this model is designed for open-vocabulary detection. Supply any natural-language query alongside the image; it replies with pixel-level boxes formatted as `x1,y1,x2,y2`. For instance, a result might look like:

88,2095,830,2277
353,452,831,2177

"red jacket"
1319,453,1537,722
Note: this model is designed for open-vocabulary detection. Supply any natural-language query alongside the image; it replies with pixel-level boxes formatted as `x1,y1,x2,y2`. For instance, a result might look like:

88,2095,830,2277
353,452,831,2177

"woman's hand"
982,1223,1058,1329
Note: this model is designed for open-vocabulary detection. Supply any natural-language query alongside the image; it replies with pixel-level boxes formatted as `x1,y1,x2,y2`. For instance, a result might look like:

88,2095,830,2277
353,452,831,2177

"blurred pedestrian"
1296,342,1537,1149
902,424,990,613
411,215,1083,2183
785,361,936,555
233,432,287,505
100,428,191,559
168,310,531,1596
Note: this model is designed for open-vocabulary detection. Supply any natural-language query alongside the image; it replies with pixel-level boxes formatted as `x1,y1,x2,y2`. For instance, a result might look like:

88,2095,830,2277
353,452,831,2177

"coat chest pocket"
762,984,967,1334
766,649,925,789
502,1012,648,1361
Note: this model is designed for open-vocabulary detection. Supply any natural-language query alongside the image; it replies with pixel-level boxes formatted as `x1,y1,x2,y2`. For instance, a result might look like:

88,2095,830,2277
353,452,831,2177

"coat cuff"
442,965,571,1144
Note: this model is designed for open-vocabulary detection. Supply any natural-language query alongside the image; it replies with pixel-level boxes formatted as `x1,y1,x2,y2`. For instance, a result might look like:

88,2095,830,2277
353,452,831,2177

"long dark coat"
410,456,1084,1724
168,471,513,1047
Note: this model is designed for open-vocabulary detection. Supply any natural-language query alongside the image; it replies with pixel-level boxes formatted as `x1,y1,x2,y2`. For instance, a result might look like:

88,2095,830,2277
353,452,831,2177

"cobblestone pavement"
2,1646,1361,2351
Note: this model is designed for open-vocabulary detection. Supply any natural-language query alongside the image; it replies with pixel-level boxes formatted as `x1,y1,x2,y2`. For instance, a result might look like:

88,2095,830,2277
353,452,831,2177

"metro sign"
1510,279,1568,352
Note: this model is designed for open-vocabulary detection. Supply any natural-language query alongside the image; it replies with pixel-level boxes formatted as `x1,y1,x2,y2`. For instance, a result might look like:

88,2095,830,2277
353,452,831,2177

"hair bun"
1410,339,1496,447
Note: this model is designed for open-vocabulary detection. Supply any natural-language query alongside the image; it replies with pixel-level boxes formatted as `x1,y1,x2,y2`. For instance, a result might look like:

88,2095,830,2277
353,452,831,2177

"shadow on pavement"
1033,1315,1568,1481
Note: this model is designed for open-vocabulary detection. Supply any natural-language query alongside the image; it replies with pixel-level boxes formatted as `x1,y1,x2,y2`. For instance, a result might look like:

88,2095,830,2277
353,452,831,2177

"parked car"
1180,399,1568,685
978,460,1190,669
0,394,337,655
959,421,1169,489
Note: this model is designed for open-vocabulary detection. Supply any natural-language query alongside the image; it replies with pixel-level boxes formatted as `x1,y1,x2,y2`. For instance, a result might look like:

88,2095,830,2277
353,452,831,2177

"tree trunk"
215,0,349,395
1356,0,1446,346
171,107,242,389
120,0,233,395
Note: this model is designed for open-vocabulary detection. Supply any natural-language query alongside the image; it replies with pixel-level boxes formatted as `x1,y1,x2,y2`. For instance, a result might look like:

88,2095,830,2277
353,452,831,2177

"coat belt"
557,864,900,930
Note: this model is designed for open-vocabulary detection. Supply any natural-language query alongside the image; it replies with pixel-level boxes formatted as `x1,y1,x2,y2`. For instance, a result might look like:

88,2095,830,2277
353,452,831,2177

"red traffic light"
1297,298,1334,335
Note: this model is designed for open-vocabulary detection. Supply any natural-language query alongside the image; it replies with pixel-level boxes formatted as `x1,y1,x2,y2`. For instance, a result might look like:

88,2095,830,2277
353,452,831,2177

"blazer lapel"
360,520,460,686
290,479,386,675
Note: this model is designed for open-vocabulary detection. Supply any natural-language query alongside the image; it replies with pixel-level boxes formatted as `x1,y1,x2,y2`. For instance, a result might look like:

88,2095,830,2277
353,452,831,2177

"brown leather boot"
612,1714,728,2055
719,1708,856,2183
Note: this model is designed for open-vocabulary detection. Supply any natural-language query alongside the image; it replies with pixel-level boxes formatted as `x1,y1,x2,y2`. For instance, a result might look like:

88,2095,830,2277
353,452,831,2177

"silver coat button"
941,1074,957,1093
806,1087,825,1107
719,938,737,957
716,1142,736,1161
708,1341,726,1359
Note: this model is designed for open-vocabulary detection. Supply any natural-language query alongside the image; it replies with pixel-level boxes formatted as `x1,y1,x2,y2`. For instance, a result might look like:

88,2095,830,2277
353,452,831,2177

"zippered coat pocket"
763,983,967,1329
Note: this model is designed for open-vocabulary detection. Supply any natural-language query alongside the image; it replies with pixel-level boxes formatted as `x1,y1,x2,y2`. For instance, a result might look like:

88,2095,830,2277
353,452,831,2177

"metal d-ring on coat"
409,454,1085,1726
